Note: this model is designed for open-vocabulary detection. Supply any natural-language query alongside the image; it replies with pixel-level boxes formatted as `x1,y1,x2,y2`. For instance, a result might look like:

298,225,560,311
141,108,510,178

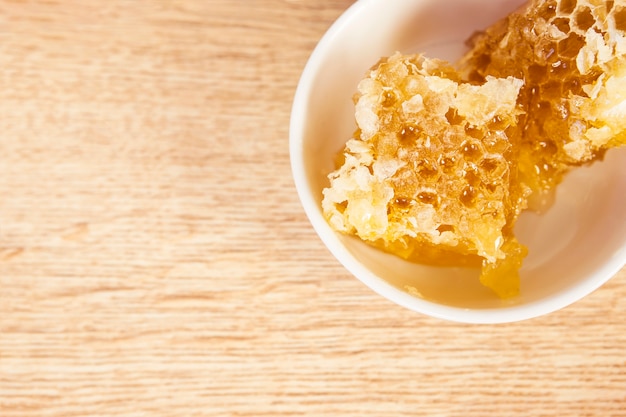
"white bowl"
289,0,626,323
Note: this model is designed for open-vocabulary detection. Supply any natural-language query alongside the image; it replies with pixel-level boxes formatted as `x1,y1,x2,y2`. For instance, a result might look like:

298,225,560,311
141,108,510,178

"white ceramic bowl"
289,0,626,323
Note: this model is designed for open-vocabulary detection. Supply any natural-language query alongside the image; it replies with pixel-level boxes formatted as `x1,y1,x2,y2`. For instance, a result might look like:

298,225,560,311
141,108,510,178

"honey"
460,0,626,209
322,0,626,297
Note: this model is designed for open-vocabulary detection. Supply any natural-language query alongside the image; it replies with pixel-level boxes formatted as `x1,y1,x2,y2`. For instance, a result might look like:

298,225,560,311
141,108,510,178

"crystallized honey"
322,0,626,298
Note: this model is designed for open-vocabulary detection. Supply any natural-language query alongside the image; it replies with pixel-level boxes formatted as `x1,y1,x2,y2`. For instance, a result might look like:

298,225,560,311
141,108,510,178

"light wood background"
1,1,625,416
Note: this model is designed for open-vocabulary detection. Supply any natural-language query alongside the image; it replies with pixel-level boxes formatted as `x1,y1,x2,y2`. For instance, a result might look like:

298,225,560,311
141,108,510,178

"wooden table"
1,1,625,415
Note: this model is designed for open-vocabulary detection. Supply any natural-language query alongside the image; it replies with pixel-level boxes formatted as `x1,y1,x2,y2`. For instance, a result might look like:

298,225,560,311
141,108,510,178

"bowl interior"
291,0,626,321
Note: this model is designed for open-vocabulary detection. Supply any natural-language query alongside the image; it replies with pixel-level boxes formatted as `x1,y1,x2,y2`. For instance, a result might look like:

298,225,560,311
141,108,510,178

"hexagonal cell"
550,17,571,34
460,185,477,207
558,0,578,15
527,63,548,84
380,89,398,108
562,75,582,95
463,163,482,187
548,58,574,79
479,156,508,182
614,6,626,32
459,139,485,162
437,153,460,175
391,165,419,197
538,0,558,20
557,33,585,59
573,7,595,32
393,196,413,209
414,159,440,183
398,123,420,143
534,38,558,63
416,190,440,207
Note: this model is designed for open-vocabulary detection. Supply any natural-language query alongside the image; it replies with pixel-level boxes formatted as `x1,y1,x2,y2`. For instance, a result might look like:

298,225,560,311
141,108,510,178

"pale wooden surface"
1,1,625,416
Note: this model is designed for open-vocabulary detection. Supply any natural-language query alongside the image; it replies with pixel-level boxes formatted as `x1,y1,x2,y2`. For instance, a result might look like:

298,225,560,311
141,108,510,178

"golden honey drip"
322,0,626,298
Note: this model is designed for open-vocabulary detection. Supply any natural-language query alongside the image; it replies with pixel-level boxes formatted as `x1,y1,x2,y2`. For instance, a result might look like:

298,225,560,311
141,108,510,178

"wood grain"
1,1,625,416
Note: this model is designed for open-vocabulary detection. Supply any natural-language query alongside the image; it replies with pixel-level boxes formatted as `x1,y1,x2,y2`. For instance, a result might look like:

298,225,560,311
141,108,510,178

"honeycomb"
322,54,528,297
459,0,626,209
322,0,626,298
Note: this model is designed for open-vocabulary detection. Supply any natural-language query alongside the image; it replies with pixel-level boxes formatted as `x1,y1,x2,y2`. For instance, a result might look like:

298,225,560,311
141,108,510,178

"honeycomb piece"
459,0,626,209
322,0,626,298
322,53,526,297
